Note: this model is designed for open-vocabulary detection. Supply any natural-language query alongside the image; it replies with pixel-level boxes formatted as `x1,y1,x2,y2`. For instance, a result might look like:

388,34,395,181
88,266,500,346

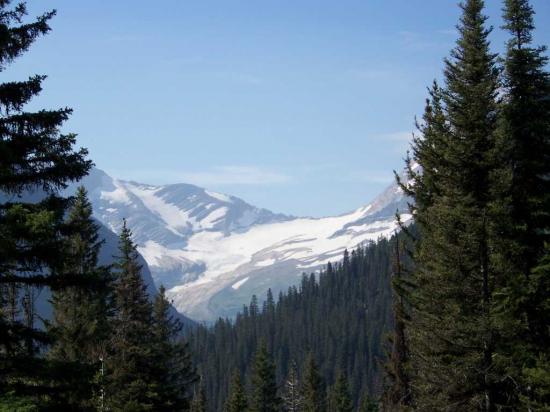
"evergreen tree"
249,294,259,318
106,221,157,411
0,0,91,405
492,0,550,408
0,392,39,412
359,392,379,412
48,186,111,409
250,342,281,412
403,0,504,409
189,240,395,410
328,371,353,412
150,285,197,411
225,370,248,412
190,385,208,412
282,361,302,412
518,244,550,410
301,353,325,412
381,235,412,411
264,288,275,316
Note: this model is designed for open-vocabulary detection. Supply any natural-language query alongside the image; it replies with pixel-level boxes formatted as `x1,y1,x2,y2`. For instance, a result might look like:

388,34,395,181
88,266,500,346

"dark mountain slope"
188,230,411,410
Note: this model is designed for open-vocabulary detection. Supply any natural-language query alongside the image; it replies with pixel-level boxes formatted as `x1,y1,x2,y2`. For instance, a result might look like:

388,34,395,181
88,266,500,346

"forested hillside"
1,0,549,410
189,232,411,411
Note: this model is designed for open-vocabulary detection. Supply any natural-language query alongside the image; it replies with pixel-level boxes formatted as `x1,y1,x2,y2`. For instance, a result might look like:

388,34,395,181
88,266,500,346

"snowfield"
72,168,412,321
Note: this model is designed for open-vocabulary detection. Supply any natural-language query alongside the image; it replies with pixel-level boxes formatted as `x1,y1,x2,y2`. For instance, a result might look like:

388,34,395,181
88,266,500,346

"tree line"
219,341,378,412
191,0,550,410
1,0,549,410
189,238,403,411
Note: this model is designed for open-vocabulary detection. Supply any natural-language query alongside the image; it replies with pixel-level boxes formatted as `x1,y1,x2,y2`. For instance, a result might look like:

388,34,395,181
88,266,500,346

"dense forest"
385,0,550,410
189,235,409,411
189,0,550,410
1,0,549,410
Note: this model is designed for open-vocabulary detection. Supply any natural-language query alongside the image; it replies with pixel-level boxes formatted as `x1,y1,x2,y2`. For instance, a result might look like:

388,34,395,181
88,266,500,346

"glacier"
70,168,412,321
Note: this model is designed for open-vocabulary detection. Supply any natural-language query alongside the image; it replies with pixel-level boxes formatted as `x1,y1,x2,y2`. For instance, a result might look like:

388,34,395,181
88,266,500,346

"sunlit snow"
231,277,250,290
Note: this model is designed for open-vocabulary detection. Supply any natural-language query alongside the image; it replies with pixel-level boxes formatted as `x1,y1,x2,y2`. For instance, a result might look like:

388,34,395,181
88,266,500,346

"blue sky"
11,1,550,217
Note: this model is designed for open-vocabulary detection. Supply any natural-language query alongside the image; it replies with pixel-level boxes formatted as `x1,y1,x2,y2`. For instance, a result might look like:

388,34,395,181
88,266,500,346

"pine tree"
249,294,260,318
301,353,325,412
250,341,281,412
189,240,398,409
519,244,550,410
381,235,412,411
47,186,112,409
190,385,208,412
282,361,302,412
403,0,503,409
0,0,91,405
225,370,248,412
264,288,275,316
106,221,157,411
328,371,353,412
150,285,197,411
492,0,550,408
359,392,379,412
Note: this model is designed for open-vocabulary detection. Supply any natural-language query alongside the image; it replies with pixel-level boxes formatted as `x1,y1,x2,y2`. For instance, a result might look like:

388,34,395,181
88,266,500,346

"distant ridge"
73,167,412,321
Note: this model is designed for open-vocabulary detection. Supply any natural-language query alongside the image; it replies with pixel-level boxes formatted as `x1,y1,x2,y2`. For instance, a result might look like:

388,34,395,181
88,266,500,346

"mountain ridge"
73,167,412,321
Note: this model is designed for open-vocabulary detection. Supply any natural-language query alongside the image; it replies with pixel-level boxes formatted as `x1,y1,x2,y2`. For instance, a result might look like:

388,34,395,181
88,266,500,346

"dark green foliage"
491,0,550,408
401,0,550,410
282,361,302,412
302,353,325,412
402,0,505,410
0,1,547,410
0,392,39,412
0,4,90,194
302,352,326,412
517,245,550,410
381,235,412,411
359,393,379,412
189,238,398,411
328,371,353,412
225,370,248,412
47,186,112,409
250,342,281,412
150,285,197,411
190,385,208,412
106,221,157,411
0,0,91,406
106,223,198,411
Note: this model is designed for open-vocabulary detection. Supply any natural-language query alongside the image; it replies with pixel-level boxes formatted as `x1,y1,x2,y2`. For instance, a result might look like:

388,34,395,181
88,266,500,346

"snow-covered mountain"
73,168,412,321
0,185,194,328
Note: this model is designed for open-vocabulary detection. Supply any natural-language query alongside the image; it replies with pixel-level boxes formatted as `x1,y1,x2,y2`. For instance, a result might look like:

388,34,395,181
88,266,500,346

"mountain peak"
73,167,411,321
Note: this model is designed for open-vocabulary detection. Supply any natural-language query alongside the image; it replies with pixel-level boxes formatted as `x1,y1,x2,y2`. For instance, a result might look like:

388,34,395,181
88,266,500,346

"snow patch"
171,206,409,296
255,258,276,267
231,277,249,290
202,207,228,228
138,240,188,268
125,183,198,236
84,168,413,321
205,190,232,203
100,180,131,205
